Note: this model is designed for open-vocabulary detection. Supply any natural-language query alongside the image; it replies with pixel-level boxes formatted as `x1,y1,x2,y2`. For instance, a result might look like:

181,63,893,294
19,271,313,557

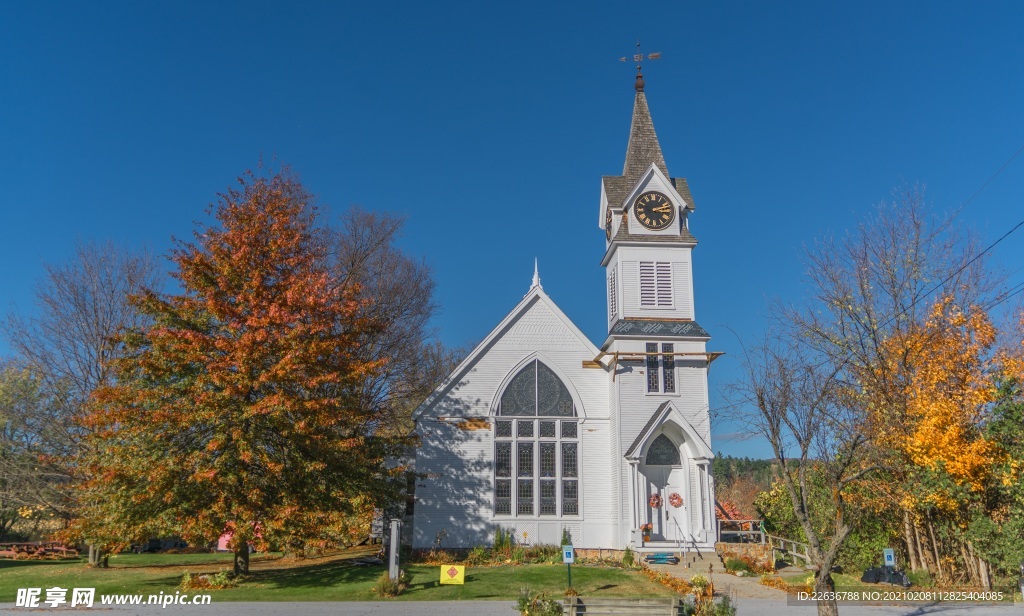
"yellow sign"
439,564,465,585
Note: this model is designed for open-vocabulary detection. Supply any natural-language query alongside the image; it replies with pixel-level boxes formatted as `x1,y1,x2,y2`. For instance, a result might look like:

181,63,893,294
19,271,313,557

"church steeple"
622,88,669,182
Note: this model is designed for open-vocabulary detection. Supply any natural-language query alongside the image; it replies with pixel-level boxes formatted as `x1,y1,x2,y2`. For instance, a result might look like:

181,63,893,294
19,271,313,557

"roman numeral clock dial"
632,191,675,230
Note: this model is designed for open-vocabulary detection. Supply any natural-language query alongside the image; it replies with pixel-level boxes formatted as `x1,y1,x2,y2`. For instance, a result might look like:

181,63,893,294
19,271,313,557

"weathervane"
620,40,661,91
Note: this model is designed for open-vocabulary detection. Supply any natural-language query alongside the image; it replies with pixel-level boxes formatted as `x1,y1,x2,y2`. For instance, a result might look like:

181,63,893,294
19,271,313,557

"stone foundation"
715,542,773,570
575,548,626,561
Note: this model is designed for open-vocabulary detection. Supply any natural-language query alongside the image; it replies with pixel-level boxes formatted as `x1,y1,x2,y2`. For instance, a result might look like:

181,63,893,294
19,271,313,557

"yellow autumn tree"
897,297,1001,506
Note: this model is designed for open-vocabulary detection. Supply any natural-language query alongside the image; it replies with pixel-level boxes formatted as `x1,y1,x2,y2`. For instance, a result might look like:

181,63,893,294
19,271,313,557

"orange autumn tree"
77,170,402,574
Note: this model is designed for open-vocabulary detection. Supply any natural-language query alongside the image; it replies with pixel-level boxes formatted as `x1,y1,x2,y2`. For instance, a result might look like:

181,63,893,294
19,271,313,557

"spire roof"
622,90,669,182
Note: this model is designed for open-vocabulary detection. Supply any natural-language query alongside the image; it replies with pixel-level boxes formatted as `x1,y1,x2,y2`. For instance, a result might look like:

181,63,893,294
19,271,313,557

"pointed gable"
411,286,599,421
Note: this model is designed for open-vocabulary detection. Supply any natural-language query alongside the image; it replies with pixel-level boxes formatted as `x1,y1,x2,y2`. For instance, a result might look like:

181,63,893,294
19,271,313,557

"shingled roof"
623,91,668,182
602,90,696,212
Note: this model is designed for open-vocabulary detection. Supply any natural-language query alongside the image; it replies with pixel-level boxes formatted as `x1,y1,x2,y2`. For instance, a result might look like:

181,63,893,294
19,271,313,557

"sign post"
388,520,401,580
883,548,895,568
562,544,574,588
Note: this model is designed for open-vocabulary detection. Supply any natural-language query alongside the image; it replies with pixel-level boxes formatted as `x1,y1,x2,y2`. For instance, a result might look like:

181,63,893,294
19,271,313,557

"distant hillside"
712,454,776,519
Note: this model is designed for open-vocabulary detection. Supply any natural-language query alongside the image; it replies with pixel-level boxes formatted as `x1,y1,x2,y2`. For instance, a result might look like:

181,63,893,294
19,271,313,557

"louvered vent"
640,261,673,308
608,266,618,324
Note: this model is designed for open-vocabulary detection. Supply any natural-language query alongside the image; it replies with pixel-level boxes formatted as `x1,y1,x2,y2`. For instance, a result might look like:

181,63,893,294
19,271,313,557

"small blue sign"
883,548,895,567
562,545,574,564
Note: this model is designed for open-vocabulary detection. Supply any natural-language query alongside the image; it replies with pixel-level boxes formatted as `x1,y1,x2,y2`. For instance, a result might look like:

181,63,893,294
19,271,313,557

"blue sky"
2,2,1023,458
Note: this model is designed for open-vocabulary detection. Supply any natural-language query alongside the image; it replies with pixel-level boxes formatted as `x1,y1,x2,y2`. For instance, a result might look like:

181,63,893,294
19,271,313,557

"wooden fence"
766,533,812,566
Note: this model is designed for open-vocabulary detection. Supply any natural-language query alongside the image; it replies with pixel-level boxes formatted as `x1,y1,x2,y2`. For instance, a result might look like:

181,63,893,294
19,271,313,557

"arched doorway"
639,433,688,543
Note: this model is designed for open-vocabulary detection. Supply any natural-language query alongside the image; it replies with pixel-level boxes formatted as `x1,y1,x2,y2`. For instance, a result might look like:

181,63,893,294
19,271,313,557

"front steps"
639,549,727,573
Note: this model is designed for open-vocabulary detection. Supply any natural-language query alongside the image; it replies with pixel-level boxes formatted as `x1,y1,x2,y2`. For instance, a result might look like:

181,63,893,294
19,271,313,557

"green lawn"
0,553,675,602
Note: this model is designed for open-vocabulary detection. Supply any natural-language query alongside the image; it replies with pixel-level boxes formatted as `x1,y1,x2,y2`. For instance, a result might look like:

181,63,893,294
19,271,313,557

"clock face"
605,208,613,240
633,191,675,230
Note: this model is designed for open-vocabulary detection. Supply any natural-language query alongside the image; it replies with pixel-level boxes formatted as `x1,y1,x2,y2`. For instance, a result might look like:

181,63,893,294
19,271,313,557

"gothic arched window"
493,360,578,517
645,434,680,466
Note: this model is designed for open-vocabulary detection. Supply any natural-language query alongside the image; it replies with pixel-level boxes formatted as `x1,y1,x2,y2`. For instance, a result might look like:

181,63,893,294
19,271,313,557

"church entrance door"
642,465,687,542
664,467,687,544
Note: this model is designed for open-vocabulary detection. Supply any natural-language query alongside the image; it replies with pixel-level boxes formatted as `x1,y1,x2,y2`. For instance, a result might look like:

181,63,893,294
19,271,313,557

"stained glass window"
501,364,536,416
518,442,533,477
495,442,512,477
495,479,511,515
493,360,580,517
562,442,578,478
662,343,675,393
537,362,574,417
646,343,660,392
518,479,534,515
540,480,556,515
563,480,578,515
540,442,556,478
645,434,680,465
498,360,575,417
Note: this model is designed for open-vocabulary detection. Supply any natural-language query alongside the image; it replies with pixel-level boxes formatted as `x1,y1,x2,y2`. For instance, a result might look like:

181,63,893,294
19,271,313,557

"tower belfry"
596,68,717,550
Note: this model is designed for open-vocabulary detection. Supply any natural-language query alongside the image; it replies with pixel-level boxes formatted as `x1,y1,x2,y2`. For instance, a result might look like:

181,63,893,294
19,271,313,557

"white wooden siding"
615,247,694,320
413,294,615,548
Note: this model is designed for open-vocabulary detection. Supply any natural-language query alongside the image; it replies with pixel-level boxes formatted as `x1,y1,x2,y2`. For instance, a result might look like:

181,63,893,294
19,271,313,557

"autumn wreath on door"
668,492,684,508
649,494,662,508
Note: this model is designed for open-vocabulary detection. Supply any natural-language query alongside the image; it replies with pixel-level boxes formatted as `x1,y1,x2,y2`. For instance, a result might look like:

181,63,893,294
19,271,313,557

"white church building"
410,74,718,553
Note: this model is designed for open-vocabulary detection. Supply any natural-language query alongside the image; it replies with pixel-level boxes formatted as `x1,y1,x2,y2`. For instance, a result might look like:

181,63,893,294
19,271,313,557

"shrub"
372,569,411,597
526,544,560,564
511,546,526,564
724,557,751,573
516,588,563,616
494,527,514,554
623,546,635,568
179,570,236,590
689,574,710,589
907,569,934,588
684,595,736,616
561,528,573,546
466,545,489,565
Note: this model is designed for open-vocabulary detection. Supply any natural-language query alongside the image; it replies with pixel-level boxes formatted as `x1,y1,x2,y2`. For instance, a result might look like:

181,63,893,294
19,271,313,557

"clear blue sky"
2,1,1023,458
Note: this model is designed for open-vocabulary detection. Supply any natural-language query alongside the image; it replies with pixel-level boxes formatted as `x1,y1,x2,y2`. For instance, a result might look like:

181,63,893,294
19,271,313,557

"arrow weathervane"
620,40,661,91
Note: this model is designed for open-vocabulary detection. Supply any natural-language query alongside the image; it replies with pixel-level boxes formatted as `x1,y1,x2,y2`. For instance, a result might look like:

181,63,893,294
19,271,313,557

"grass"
0,551,674,602
776,571,1021,602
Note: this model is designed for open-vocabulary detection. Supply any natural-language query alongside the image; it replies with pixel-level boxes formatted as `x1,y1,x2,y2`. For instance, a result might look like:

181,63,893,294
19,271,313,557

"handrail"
765,533,812,565
672,518,684,561
719,518,766,544
684,532,702,559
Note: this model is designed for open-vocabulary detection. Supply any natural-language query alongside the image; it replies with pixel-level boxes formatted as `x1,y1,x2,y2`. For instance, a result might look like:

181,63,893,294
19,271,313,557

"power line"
951,141,1024,222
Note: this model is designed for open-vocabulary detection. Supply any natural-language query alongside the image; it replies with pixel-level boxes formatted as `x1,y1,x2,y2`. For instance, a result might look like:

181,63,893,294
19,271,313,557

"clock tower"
597,72,717,550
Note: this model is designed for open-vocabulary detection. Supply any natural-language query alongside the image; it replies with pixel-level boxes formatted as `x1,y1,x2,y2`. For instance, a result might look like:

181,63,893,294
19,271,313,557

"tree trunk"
814,572,839,616
967,541,990,591
88,544,96,566
979,557,991,591
960,541,979,585
928,519,943,582
233,545,249,576
903,511,920,571
915,524,934,575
